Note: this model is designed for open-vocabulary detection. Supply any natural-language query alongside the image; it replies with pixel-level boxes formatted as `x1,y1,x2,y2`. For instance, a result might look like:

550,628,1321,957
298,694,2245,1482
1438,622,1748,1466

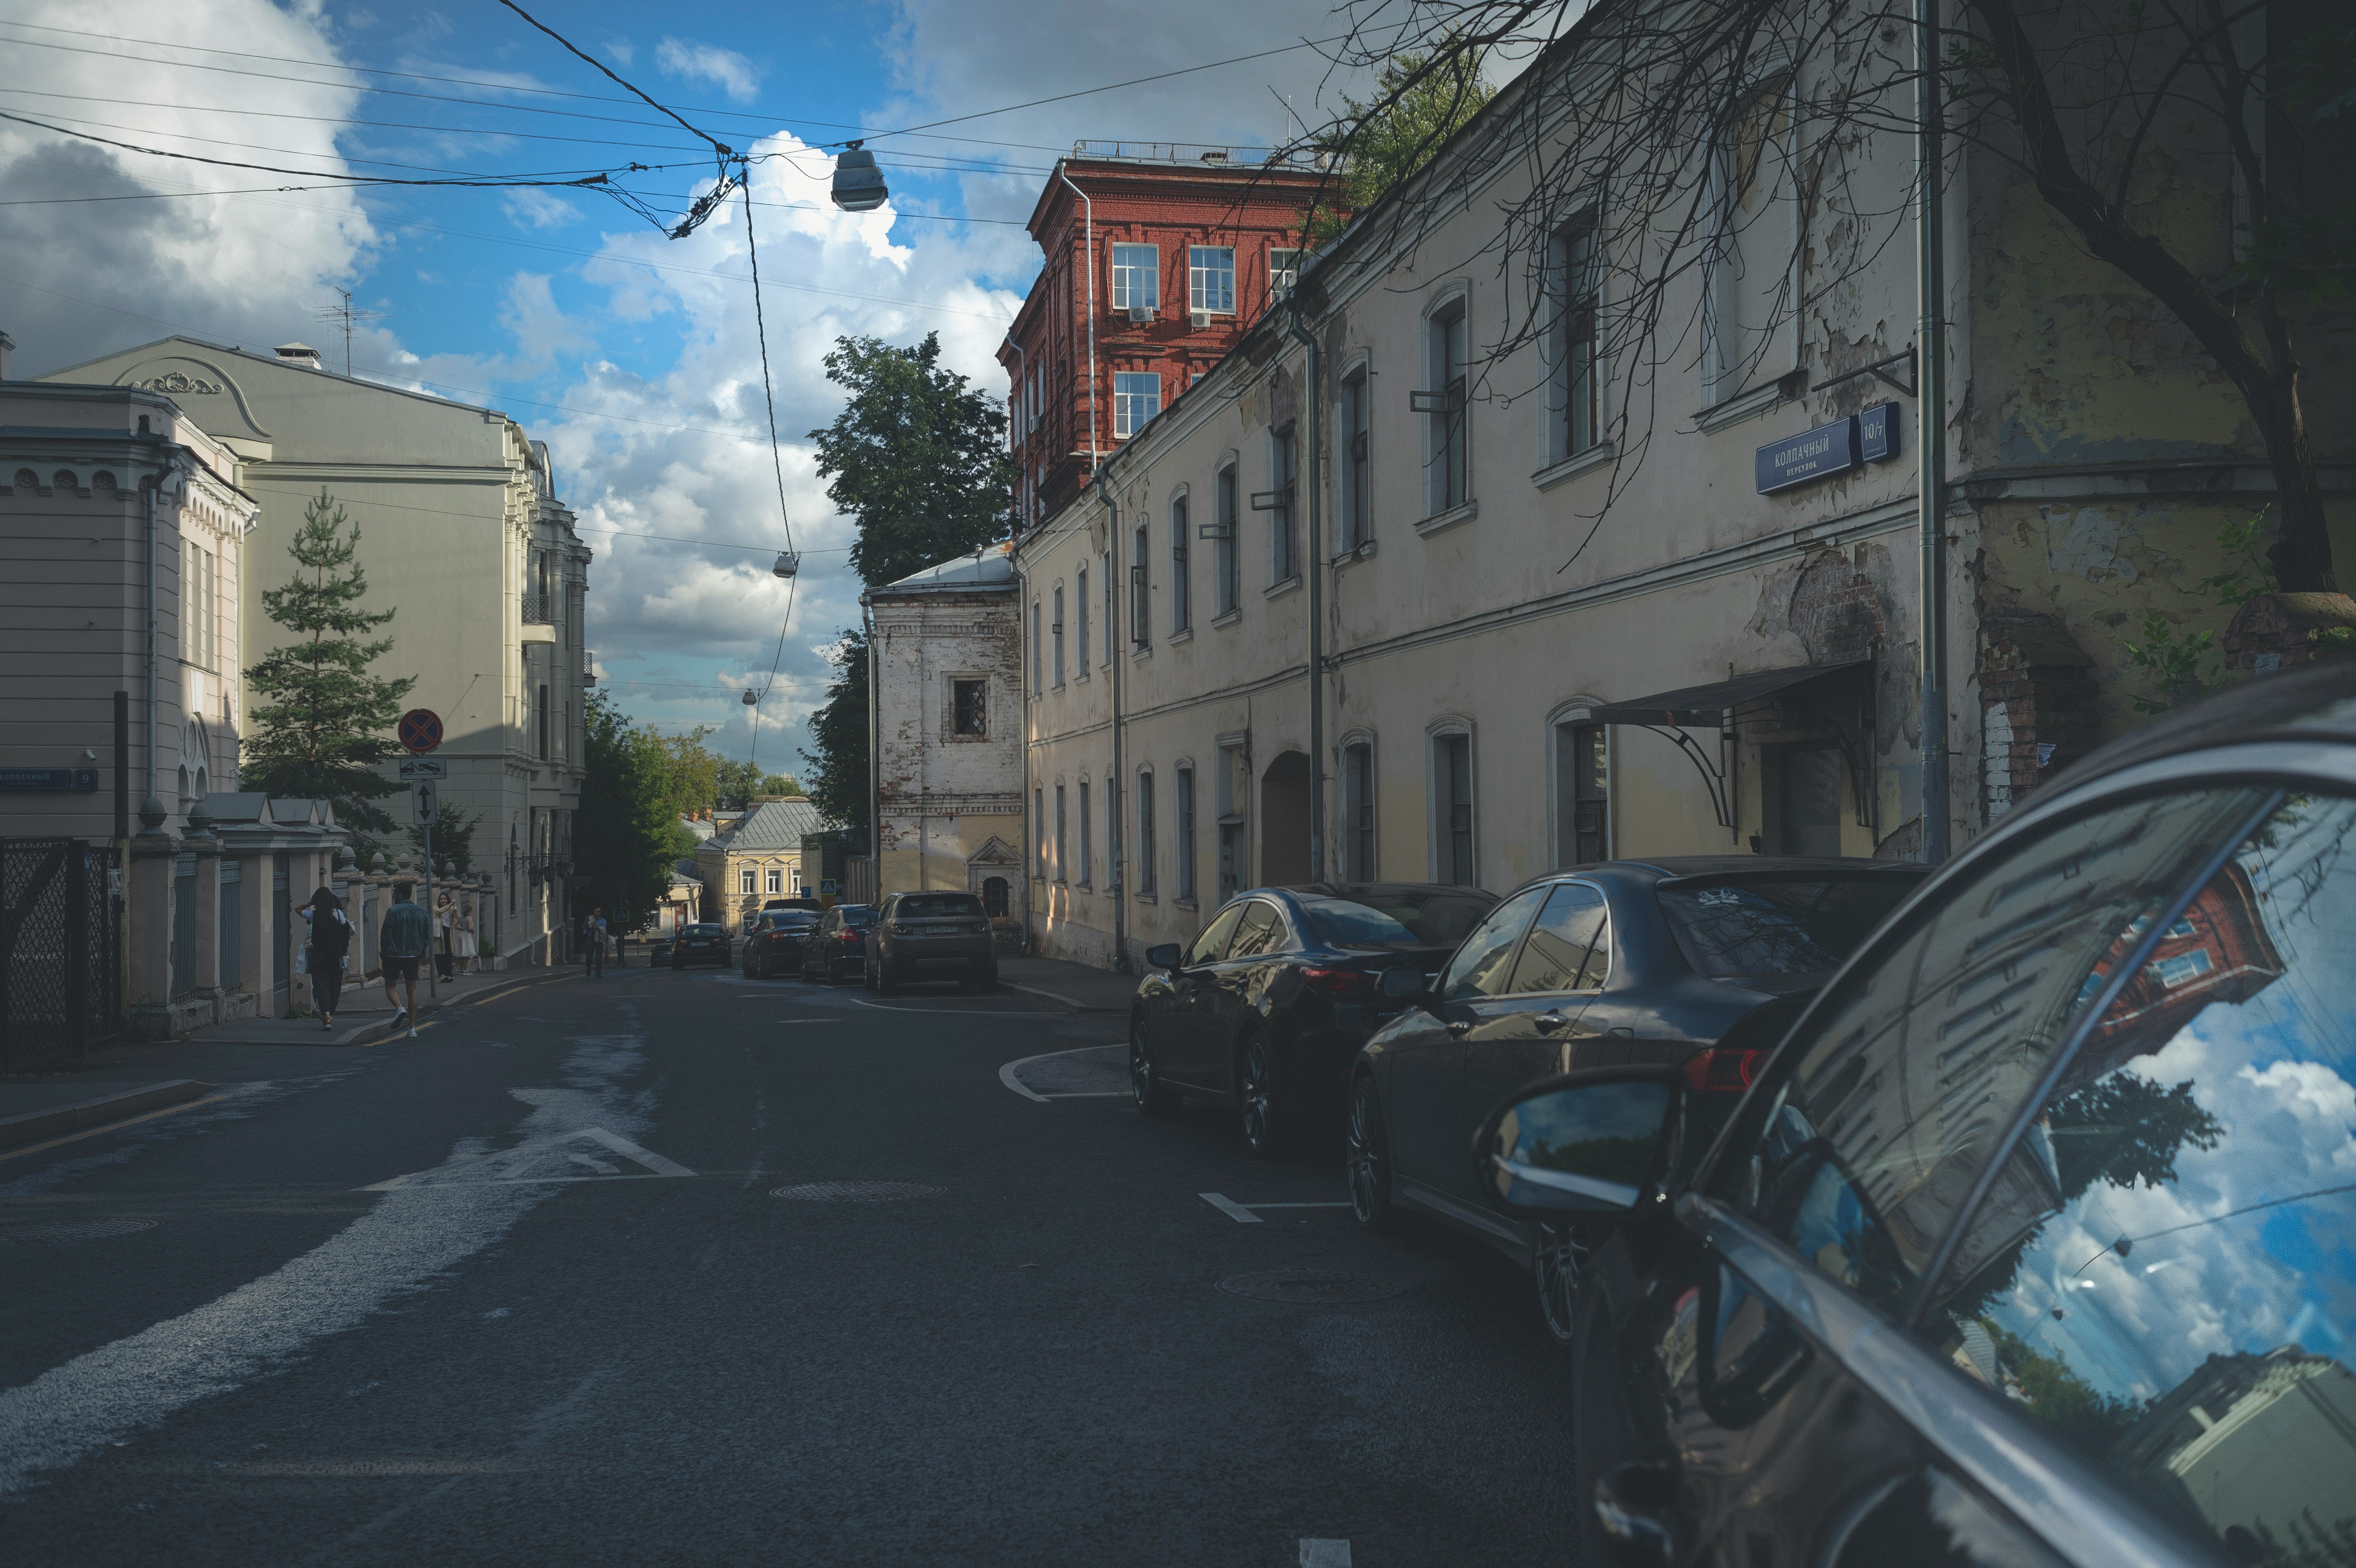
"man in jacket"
379,881,432,1039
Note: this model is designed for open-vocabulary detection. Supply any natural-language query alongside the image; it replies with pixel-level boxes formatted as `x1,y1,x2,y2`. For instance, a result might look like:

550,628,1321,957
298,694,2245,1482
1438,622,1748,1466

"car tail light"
1684,1047,1768,1093
1299,965,1377,997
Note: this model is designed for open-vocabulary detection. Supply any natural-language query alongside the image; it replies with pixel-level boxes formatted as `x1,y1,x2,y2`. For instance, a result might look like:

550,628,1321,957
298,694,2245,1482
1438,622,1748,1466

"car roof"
2045,659,2356,789
1260,882,1502,901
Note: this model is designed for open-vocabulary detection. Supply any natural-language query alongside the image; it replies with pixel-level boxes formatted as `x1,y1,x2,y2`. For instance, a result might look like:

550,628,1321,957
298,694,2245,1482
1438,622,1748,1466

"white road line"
855,999,1071,1018
1247,1202,1353,1209
1300,1540,1352,1568
1200,1192,1262,1224
998,1043,1129,1104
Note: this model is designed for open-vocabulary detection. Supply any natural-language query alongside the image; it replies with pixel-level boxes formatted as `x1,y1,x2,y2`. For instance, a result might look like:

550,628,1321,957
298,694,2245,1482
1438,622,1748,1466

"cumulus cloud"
502,188,581,230
655,38,765,103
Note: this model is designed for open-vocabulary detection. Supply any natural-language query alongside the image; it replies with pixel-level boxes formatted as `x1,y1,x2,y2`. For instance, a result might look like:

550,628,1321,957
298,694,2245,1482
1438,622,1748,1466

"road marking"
771,1019,842,1025
1300,1540,1352,1567
360,1126,693,1190
1248,1202,1353,1209
0,1093,233,1163
999,1043,1130,1103
856,999,1071,1018
1200,1193,1262,1224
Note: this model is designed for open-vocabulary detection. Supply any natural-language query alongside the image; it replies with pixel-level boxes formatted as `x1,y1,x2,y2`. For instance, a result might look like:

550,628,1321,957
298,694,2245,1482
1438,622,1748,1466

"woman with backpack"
300,885,354,1033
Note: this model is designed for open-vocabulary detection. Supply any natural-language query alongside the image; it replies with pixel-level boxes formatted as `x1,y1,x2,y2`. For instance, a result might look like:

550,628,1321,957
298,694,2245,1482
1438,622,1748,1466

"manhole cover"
771,1181,944,1203
1217,1268,1407,1305
0,1218,159,1242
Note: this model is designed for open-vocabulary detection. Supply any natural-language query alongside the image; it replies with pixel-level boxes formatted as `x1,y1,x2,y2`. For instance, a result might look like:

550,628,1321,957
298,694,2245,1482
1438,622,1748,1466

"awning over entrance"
1588,659,1872,728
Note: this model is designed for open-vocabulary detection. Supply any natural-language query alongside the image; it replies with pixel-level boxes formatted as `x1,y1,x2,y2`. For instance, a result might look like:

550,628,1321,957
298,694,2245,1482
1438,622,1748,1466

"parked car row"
725,891,998,993
1124,663,2356,1567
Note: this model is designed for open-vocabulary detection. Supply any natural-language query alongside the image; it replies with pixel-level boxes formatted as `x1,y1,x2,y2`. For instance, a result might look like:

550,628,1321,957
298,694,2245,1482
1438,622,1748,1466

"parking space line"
1300,1539,1352,1567
1200,1193,1262,1223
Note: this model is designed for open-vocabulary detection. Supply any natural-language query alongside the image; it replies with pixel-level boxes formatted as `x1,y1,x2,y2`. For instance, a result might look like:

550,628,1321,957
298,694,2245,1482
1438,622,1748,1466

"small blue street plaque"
1756,416,1860,494
1858,402,1900,462
0,768,98,792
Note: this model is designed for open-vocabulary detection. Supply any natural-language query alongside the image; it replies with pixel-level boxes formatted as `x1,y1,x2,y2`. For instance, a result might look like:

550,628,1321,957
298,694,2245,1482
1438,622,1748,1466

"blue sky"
0,0,1364,773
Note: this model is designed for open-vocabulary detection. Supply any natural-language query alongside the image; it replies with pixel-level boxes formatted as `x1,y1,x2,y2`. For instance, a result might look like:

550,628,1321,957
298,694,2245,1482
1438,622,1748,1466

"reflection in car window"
1658,875,1923,981
1440,885,1550,1002
1309,888,1498,947
1226,901,1285,960
1508,882,1610,993
1929,793,2356,1560
1186,903,1246,967
898,895,982,918
1716,787,2271,1311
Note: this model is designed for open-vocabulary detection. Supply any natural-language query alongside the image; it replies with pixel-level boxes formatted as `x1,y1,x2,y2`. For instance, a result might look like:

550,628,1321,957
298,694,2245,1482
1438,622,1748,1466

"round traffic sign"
398,708,444,753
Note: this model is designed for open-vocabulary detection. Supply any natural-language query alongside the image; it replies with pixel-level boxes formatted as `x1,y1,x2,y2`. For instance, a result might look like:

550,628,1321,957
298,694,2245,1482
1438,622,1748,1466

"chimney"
274,342,324,370
0,330,13,379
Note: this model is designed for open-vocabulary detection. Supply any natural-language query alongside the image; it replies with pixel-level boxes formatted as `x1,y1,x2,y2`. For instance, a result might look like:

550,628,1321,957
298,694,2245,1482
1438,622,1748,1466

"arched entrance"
1259,751,1312,886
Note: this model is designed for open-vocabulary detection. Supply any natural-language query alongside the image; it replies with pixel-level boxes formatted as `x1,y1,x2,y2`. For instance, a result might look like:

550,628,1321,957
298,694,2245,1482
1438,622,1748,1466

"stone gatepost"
185,802,223,1026
126,797,178,1040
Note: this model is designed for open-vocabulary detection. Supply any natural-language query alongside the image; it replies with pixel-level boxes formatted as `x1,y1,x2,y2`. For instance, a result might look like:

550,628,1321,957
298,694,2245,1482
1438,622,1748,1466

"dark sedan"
799,904,877,982
1132,883,1499,1157
1350,857,1926,1347
742,909,818,979
1476,661,2356,1568
668,922,730,968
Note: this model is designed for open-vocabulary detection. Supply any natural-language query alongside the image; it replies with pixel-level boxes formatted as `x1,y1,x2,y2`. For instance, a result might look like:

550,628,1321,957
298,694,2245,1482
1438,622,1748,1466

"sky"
0,0,1370,774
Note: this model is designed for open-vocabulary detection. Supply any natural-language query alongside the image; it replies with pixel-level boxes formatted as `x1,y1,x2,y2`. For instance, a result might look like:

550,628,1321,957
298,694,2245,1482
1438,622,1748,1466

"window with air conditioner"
1110,244,1158,314
1189,246,1235,315
1113,372,1160,438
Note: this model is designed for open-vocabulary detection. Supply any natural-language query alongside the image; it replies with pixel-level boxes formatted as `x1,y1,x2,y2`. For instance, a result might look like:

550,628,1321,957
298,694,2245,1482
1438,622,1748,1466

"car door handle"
1534,1012,1571,1033
1445,1019,1472,1037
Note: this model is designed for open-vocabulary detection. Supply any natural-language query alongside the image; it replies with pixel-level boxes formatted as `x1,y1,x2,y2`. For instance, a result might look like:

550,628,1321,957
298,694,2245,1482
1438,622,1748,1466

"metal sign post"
413,781,438,1001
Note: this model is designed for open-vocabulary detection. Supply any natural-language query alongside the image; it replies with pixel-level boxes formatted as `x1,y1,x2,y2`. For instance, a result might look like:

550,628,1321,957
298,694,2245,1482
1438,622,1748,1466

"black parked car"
864,891,997,993
742,909,819,979
1132,883,1499,1157
800,904,878,982
1350,858,1927,1347
668,922,731,968
1475,662,2356,1567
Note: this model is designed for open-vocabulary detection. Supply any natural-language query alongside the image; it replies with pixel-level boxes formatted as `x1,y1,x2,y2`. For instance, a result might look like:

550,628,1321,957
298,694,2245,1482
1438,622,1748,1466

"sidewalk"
188,961,576,1047
996,955,1142,1013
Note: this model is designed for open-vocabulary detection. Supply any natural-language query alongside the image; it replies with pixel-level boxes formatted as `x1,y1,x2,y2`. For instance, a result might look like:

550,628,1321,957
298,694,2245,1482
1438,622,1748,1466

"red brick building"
1000,143,1335,528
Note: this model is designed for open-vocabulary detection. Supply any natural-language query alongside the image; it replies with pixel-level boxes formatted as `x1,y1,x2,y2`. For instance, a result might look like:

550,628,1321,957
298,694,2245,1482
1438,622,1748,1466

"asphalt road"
0,959,1577,1566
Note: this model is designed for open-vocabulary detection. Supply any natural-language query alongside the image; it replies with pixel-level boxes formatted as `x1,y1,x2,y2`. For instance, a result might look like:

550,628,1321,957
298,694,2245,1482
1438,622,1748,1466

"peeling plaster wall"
871,586,1026,906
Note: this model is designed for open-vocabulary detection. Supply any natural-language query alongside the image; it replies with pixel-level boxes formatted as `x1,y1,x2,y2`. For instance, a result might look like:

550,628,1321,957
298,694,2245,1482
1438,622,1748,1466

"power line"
0,86,712,155
488,0,734,159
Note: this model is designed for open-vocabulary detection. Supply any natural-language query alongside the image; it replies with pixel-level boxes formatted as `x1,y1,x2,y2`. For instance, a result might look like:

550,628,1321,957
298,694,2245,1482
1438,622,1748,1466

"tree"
1292,0,2355,590
1308,45,1494,242
809,332,1014,588
406,801,480,873
800,628,870,849
713,757,804,809
574,692,679,930
241,489,414,841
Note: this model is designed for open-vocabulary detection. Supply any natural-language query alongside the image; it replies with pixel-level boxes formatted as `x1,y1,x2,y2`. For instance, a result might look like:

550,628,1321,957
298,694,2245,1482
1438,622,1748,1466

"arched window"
982,877,1009,917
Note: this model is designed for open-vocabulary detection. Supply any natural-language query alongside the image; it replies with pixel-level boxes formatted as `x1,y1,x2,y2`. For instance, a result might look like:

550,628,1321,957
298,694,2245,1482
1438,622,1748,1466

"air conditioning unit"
1126,305,1155,326
1190,311,1211,330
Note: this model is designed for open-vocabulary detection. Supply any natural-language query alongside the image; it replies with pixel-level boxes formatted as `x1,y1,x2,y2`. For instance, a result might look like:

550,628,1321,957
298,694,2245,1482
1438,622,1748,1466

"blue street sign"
0,768,98,792
1756,416,1860,494
1858,402,1900,462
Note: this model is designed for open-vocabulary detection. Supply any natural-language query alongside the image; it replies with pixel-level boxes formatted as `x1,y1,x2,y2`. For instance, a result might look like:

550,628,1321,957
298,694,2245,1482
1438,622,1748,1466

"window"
1102,554,1113,666
1711,77,1797,402
1113,372,1161,438
1436,731,1474,885
1078,781,1093,887
1440,885,1549,1002
1213,465,1240,616
1030,601,1042,695
1186,901,1244,966
1076,567,1089,672
1265,425,1298,583
1131,524,1149,646
1268,247,1299,299
952,678,987,737
1175,766,1197,900
183,540,216,671
1548,219,1600,461
740,868,756,896
1110,243,1158,310
1135,772,1156,896
1169,496,1190,633
1228,900,1284,959
538,683,550,759
1054,785,1067,881
1427,301,1470,512
1105,773,1121,890
1507,882,1612,993
1034,788,1046,876
1189,245,1235,314
1051,587,1066,686
1343,742,1375,880
765,867,783,895
1555,722,1608,865
1339,369,1370,550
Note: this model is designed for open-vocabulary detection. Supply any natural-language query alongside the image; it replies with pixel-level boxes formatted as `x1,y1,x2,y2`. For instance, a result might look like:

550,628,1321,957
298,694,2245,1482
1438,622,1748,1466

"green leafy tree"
800,628,871,850
1308,45,1494,242
241,489,414,840
574,692,679,930
1980,1320,2144,1456
809,332,1014,587
406,801,480,873
711,758,804,809
655,727,722,822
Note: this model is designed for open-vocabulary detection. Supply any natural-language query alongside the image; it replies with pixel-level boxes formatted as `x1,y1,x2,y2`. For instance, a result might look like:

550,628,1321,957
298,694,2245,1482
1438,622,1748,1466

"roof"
1589,661,1871,728
874,544,1017,595
37,333,513,423
713,797,825,850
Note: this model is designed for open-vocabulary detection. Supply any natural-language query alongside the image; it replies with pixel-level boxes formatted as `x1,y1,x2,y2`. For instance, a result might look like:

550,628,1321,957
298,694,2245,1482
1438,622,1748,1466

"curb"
196,969,581,1046
0,1079,217,1151
999,980,1129,1014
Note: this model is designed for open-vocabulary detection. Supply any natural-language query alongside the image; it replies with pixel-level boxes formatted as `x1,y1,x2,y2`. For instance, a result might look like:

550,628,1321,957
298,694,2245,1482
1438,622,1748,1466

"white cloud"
655,38,765,104
502,188,581,230
604,39,635,66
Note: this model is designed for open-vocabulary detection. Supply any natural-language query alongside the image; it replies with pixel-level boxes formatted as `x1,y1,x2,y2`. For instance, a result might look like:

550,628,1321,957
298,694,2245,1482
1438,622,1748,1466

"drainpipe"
1056,165,1100,480
1286,297,1325,882
1915,0,1950,864
142,449,190,818
861,593,879,895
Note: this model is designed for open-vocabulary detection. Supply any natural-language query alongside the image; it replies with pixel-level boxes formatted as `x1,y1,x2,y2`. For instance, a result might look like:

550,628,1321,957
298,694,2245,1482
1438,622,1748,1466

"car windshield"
897,895,982,918
767,913,817,928
1656,874,1923,981
1297,889,1499,949
686,925,722,936
837,907,877,927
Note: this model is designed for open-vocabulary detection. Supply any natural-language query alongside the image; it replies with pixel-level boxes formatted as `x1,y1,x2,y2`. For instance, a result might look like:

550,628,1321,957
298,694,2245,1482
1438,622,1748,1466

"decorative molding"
1695,383,1788,434
135,371,223,395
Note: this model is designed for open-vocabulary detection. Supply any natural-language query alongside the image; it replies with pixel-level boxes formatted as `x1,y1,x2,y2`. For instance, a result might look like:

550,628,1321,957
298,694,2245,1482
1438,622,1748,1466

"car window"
1440,884,1551,1002
840,907,876,928
1712,786,2273,1314
1657,874,1924,983
1187,903,1247,967
1225,901,1286,960
898,894,982,918
1920,792,2356,1559
1508,882,1610,994
1305,888,1498,947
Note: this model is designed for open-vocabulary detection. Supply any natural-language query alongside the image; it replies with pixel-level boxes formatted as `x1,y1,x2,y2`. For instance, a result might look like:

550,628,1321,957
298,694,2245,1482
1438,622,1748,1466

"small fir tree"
241,489,414,838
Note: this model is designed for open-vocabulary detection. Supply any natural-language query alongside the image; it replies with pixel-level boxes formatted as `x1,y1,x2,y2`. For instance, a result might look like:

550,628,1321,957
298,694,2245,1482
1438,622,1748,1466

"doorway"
1259,751,1311,886
1770,744,1845,857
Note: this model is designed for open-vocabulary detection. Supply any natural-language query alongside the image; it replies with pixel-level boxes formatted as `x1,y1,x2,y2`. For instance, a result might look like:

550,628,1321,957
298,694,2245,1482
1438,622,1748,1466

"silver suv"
864,891,997,994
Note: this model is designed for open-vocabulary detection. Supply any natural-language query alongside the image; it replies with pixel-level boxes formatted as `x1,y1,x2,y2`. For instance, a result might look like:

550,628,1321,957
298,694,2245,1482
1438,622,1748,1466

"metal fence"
0,837,120,1070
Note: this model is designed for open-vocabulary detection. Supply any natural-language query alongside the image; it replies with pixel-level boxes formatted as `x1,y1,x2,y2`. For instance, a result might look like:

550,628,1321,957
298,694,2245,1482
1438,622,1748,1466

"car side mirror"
1377,966,1430,1003
1144,942,1183,972
1472,1069,1681,1219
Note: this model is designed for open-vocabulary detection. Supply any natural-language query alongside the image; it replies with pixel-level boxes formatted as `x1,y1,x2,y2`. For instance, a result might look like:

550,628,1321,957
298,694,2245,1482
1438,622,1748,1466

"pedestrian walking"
379,881,431,1038
299,886,353,1033
584,906,608,979
434,893,457,983
453,900,478,976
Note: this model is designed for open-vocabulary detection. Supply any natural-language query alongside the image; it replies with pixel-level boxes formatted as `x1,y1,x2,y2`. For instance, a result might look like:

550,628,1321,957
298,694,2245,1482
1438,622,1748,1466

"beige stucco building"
697,796,824,932
37,337,592,966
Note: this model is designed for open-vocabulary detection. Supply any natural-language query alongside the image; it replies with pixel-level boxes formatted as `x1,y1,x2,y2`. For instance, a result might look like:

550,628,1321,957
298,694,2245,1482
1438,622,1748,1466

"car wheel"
1534,1223,1590,1355
1129,1016,1180,1115
1345,1073,1396,1233
1237,1036,1287,1159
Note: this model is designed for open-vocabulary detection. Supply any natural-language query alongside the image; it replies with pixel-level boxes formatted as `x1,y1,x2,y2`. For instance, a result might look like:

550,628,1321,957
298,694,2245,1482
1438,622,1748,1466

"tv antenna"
314,287,389,376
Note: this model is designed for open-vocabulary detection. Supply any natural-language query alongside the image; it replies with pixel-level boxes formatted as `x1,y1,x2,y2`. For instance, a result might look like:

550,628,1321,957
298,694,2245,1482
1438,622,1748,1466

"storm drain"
1217,1268,1407,1306
771,1181,944,1203
0,1218,160,1243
